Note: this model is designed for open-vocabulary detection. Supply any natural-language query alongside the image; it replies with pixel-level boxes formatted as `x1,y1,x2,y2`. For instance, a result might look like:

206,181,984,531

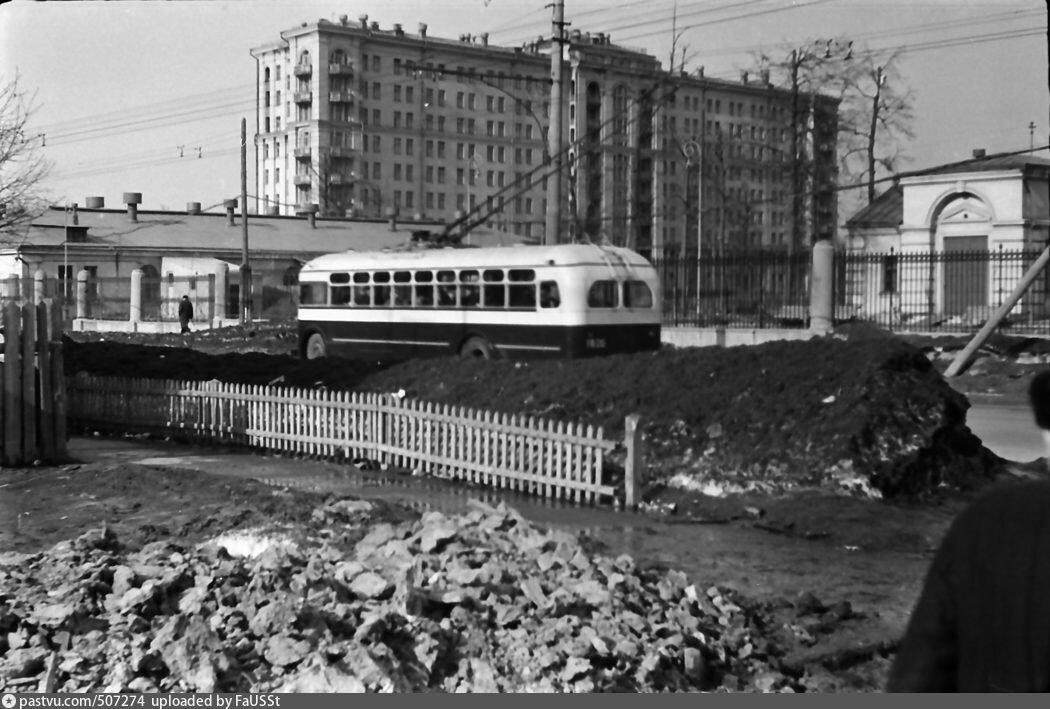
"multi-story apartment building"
251,16,838,258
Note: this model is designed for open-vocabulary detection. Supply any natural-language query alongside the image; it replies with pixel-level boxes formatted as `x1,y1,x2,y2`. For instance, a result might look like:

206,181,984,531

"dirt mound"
0,501,884,693
63,330,1002,499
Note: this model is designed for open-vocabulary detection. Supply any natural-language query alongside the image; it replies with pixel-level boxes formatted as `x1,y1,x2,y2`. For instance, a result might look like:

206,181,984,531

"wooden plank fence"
66,377,641,505
2,301,67,466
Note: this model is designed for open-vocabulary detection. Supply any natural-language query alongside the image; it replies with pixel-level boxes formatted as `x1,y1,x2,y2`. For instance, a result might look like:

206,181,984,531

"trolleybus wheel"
460,336,494,359
305,333,328,360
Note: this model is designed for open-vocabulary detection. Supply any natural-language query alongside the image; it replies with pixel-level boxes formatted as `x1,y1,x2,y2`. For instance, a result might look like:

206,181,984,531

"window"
300,282,327,306
394,85,402,102
372,82,380,99
415,270,434,306
393,271,412,306
588,281,618,308
508,269,536,308
460,270,480,307
329,272,352,305
623,281,653,308
373,271,391,306
539,281,560,308
483,269,505,307
437,270,456,306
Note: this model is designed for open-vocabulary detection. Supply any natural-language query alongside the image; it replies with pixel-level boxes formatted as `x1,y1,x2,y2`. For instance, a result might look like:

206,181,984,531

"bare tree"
0,73,51,233
752,40,914,207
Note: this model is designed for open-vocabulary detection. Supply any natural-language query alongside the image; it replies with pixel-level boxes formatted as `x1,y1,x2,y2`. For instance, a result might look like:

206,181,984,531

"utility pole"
544,0,566,245
240,117,252,325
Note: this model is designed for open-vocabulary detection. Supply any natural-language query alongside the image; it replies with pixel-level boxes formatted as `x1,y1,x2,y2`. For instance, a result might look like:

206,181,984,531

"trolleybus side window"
301,281,329,306
460,270,480,307
373,271,391,306
508,268,536,309
393,270,412,306
415,270,434,306
623,280,653,308
330,272,351,305
588,280,619,308
352,272,370,306
483,269,505,307
539,280,560,308
437,270,456,306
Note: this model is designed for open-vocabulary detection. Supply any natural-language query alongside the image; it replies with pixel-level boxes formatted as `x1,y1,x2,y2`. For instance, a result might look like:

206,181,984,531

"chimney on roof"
224,198,238,226
393,23,403,36
339,15,348,26
358,14,368,28
481,32,489,46
973,148,987,158
741,71,749,84
85,196,104,209
123,192,142,222
71,203,79,226
370,21,379,31
187,201,201,215
698,66,705,78
418,23,427,38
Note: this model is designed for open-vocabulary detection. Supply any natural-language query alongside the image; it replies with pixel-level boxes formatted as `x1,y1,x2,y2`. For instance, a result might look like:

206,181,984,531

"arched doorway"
931,193,993,317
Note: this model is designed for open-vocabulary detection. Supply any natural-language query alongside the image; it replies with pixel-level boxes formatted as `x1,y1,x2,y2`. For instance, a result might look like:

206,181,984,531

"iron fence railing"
657,247,1050,337
838,247,1050,336
653,251,813,328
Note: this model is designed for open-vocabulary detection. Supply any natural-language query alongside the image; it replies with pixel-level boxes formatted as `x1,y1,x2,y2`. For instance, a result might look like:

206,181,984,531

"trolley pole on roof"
240,117,252,325
544,0,566,245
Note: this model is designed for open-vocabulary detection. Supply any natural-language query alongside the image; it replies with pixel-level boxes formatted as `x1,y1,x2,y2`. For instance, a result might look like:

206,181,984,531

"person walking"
886,370,1050,692
178,294,194,334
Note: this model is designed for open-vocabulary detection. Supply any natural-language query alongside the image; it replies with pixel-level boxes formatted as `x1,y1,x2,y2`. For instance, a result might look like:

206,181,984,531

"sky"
1,0,1047,221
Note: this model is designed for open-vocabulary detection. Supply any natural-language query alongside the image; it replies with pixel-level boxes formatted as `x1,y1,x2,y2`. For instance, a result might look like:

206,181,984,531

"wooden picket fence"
1,301,68,465
66,377,640,505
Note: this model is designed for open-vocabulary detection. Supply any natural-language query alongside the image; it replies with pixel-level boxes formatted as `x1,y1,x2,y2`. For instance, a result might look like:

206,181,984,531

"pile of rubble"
0,499,883,693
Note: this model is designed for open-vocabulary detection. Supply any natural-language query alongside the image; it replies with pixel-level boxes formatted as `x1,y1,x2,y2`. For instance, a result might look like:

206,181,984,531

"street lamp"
682,140,703,320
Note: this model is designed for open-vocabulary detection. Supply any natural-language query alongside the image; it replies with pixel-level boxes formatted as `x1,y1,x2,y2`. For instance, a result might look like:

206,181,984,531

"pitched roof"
845,184,903,229
845,151,1050,229
9,207,533,256
902,152,1050,179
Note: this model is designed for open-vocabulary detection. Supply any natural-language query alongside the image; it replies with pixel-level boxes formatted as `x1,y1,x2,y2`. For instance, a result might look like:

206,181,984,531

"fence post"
810,240,834,333
33,270,45,304
129,268,143,325
76,269,89,319
624,413,643,509
213,262,228,326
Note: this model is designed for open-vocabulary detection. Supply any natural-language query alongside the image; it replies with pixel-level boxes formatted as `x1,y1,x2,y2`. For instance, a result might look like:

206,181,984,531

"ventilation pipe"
123,192,142,222
224,198,238,226
85,196,104,209
187,202,202,215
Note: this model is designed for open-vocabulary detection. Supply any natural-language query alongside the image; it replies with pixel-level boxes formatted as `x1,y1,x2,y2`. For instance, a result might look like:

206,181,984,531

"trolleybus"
296,242,662,360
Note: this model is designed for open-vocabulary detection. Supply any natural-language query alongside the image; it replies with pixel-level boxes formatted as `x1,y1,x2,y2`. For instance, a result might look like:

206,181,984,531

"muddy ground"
3,322,1048,692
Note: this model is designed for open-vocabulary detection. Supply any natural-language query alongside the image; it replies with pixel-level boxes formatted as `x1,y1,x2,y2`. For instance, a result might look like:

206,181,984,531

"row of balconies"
291,90,357,105
291,173,353,186
293,146,355,160
293,62,355,77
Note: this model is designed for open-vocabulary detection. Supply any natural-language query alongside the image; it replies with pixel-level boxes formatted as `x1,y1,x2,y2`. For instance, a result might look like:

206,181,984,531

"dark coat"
178,298,193,322
887,479,1050,692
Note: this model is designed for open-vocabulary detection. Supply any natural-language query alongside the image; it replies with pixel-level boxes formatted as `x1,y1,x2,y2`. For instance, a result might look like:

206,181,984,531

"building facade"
844,152,1050,323
251,16,838,258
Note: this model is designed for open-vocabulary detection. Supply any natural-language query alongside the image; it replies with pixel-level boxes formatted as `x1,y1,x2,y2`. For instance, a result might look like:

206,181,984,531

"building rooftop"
845,185,903,229
10,206,532,257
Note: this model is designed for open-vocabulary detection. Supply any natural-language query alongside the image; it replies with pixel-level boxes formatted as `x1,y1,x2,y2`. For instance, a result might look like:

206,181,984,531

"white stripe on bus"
330,337,561,352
